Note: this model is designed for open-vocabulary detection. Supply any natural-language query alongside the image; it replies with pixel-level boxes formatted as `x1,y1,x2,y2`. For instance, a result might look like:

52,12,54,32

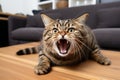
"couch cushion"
26,15,44,28
97,7,120,28
26,13,61,28
93,28,120,50
11,28,44,41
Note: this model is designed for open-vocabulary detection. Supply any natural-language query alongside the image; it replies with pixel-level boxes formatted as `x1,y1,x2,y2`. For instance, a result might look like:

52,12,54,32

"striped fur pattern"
17,13,111,75
16,45,42,55
16,47,39,55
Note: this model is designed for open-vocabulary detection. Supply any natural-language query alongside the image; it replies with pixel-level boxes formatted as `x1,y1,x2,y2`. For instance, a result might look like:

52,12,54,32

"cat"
16,13,111,75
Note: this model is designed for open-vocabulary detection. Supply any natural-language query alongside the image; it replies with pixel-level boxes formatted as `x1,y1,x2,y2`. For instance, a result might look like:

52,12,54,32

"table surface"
0,17,8,20
0,12,13,16
0,12,26,19
0,42,120,80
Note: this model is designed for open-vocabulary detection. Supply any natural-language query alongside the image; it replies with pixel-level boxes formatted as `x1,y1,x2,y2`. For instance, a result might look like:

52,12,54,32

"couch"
8,2,120,50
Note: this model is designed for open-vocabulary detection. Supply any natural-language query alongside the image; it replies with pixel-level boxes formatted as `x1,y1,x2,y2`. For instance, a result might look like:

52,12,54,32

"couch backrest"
42,2,120,29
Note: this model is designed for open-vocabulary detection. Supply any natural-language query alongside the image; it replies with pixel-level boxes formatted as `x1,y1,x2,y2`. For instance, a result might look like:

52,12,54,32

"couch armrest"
8,15,27,31
8,15,27,45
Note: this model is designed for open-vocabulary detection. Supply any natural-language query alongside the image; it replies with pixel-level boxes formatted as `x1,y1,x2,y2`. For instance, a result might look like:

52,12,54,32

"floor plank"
0,42,120,80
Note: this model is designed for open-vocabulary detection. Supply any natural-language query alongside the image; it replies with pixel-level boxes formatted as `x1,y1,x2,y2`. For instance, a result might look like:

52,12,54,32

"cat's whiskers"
70,40,81,60
80,46,87,60
77,42,85,59
74,44,82,60
74,38,88,59
79,40,92,51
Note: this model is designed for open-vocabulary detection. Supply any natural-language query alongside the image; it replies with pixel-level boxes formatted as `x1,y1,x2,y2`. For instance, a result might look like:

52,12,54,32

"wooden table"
0,42,120,80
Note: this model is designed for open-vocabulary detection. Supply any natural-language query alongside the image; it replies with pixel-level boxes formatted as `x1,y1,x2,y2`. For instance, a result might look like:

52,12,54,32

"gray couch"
8,2,120,50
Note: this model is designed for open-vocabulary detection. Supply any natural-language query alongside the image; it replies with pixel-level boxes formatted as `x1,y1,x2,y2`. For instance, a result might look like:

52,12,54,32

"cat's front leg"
91,49,111,65
34,54,51,75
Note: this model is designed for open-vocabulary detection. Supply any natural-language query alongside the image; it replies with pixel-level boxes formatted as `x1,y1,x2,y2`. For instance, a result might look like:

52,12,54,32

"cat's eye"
53,28,58,33
68,28,75,33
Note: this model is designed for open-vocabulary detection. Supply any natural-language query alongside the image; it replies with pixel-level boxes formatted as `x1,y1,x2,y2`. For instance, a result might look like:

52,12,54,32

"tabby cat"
16,13,111,75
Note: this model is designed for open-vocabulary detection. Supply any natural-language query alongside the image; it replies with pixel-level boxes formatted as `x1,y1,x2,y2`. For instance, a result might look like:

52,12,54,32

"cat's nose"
60,31,66,38
61,31,66,35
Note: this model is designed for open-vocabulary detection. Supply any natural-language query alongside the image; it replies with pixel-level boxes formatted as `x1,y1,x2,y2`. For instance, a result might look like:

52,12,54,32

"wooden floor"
0,42,120,80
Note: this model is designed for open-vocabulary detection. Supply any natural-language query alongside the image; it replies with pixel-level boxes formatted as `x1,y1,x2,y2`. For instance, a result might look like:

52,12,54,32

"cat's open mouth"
56,39,70,54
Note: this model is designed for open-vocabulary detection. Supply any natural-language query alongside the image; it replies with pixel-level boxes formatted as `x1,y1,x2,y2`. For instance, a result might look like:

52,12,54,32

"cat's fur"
16,13,111,75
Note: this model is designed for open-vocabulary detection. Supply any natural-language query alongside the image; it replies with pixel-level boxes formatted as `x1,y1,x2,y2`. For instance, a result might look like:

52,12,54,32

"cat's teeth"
67,41,69,44
58,41,60,44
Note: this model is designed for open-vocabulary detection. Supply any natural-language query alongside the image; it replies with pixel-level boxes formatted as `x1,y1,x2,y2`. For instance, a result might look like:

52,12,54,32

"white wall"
22,0,38,15
1,0,38,15
101,0,120,3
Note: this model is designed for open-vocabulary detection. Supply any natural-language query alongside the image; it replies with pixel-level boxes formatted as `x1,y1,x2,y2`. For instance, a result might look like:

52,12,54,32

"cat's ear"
41,14,54,26
75,13,89,23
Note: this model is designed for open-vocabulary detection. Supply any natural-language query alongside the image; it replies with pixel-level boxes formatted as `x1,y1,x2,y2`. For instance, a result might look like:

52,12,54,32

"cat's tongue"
58,39,68,54
60,44,67,54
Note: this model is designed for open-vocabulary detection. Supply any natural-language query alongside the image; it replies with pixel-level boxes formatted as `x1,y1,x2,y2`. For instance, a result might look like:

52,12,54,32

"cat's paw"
34,64,51,75
98,57,111,65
